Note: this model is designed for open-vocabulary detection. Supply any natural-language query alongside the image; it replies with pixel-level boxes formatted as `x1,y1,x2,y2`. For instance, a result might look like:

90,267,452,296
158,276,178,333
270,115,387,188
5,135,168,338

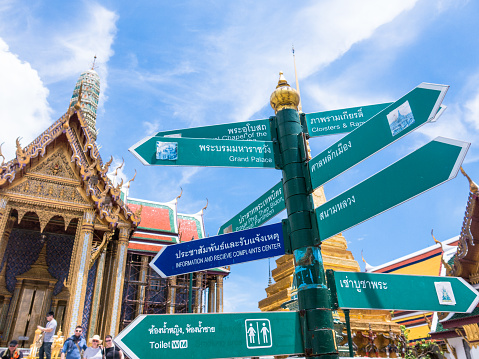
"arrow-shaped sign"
315,137,469,241
115,312,303,359
130,136,275,168
150,222,285,277
305,102,392,137
156,118,272,141
308,83,449,191
328,271,479,313
218,180,285,234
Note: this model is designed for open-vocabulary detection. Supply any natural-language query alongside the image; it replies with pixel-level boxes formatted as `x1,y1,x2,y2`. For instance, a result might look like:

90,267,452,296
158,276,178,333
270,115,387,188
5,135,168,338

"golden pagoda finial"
91,55,97,71
292,45,302,113
460,166,478,193
270,71,300,114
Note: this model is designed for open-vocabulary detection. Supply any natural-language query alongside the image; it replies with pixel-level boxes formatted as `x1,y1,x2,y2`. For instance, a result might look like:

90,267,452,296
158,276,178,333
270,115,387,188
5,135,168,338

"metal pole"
188,272,193,313
270,73,338,359
344,309,354,357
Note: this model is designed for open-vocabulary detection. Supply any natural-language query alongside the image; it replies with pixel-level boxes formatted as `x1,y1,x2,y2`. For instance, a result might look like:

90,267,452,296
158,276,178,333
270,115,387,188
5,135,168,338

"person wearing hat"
1,340,23,359
83,335,103,359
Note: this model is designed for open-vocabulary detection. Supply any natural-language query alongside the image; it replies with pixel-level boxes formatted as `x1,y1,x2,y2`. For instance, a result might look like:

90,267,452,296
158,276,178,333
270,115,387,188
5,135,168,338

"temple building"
120,196,229,330
366,236,459,342
0,66,227,349
429,170,479,359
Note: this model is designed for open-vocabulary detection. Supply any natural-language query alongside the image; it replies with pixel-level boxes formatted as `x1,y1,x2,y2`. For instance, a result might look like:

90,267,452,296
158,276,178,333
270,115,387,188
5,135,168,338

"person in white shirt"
83,335,103,359
37,311,57,359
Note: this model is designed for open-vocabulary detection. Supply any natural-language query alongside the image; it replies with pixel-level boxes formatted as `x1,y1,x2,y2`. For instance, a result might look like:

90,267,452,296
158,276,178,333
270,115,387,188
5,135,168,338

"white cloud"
0,38,52,161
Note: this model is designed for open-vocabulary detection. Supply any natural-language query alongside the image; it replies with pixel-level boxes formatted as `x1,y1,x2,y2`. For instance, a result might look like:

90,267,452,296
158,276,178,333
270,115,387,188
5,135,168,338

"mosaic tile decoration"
46,233,76,295
1,228,44,292
81,260,98,333
0,229,76,293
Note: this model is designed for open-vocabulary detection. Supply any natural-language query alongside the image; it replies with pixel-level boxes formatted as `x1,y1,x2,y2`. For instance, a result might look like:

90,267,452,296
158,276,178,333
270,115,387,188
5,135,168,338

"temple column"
215,275,223,313
194,273,203,313
137,256,149,315
63,211,95,336
87,248,107,338
208,280,215,313
2,282,21,345
167,277,177,314
105,226,130,336
0,295,11,332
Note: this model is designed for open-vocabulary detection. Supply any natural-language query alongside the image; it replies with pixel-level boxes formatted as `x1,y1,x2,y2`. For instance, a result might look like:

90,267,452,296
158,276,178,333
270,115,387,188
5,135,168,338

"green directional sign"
218,180,285,234
130,136,275,168
328,271,479,313
115,312,303,359
305,102,392,137
315,137,469,241
308,83,449,191
155,118,271,141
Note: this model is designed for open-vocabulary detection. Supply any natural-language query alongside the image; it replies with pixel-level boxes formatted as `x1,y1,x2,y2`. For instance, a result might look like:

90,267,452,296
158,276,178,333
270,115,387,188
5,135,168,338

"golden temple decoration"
461,167,479,193
457,324,479,348
101,156,113,176
113,157,124,177
431,229,452,275
202,198,208,212
126,170,137,189
74,81,83,110
0,143,5,166
15,137,30,168
176,187,183,201
89,231,112,269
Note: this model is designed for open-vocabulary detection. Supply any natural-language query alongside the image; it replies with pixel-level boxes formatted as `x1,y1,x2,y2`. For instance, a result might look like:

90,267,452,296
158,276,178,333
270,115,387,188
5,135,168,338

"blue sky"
1,0,479,313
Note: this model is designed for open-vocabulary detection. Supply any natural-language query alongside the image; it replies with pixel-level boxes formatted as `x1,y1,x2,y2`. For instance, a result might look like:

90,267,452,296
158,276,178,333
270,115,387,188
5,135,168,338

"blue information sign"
150,222,285,277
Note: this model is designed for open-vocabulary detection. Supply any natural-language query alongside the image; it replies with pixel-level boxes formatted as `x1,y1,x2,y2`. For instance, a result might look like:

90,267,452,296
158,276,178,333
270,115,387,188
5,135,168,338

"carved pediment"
29,150,77,181
3,178,88,207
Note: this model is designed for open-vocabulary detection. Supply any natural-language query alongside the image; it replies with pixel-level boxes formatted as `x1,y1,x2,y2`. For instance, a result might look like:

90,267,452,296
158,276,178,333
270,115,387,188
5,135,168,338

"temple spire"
69,62,101,141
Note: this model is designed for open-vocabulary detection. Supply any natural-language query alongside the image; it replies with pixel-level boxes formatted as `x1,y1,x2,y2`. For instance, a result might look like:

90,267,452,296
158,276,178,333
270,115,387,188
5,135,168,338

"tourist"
61,326,87,359
1,340,23,359
83,335,103,359
37,311,57,359
103,335,123,359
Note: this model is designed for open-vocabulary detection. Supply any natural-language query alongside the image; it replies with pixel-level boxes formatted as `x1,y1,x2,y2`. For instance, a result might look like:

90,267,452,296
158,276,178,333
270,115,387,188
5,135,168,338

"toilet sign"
114,312,303,359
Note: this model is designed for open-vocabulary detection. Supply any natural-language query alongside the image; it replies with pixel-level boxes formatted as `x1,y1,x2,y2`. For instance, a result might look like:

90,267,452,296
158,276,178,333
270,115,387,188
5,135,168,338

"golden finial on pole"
270,72,300,114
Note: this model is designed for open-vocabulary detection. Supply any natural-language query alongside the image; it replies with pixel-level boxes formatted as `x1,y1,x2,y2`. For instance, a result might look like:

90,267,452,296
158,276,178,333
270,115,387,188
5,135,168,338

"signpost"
150,222,285,277
129,136,275,168
218,180,285,234
155,118,272,141
327,271,479,313
308,83,449,191
315,137,469,241
115,312,303,359
305,102,392,137
128,76,469,359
